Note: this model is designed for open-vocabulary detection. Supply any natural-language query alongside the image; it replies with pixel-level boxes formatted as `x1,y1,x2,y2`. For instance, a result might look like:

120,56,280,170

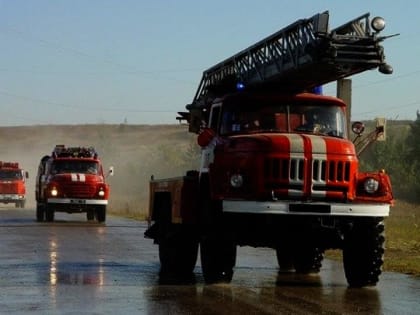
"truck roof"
0,161,20,169
51,145,99,159
218,92,347,107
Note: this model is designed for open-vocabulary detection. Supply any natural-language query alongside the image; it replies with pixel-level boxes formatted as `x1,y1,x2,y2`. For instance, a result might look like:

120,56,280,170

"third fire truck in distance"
145,12,396,287
0,161,28,208
35,145,113,223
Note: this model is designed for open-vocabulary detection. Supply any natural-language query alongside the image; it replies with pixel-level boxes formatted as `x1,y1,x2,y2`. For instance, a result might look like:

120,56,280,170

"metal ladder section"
187,11,391,112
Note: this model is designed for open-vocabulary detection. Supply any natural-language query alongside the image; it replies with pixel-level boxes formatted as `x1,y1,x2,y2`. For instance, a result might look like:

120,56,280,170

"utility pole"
337,79,352,136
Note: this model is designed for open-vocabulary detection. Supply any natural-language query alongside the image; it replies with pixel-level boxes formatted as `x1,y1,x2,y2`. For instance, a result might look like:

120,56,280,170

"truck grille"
0,182,20,194
63,184,95,198
264,157,305,181
312,159,351,182
264,157,350,197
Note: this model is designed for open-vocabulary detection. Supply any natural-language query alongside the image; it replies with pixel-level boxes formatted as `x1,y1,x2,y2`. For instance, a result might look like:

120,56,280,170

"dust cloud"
0,124,198,218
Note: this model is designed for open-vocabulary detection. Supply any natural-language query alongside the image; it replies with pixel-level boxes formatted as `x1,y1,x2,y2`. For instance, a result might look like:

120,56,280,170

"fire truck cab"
0,161,28,208
35,145,112,222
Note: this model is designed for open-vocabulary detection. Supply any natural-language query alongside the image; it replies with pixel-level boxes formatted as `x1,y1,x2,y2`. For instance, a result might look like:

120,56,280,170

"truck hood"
219,133,356,156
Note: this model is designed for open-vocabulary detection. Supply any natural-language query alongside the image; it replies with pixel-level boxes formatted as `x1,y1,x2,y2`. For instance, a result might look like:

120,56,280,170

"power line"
0,89,179,113
0,24,199,84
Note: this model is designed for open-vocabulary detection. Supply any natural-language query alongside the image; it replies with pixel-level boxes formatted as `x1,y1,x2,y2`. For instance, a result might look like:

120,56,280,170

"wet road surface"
0,208,419,314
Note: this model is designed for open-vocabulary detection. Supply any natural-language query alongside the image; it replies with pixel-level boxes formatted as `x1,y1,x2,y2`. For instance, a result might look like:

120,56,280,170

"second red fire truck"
35,145,113,222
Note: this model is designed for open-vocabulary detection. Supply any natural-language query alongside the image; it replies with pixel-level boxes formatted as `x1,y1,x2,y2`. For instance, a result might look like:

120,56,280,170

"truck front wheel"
45,205,55,222
36,204,45,222
200,238,236,284
343,219,385,287
96,206,106,223
87,210,95,221
159,227,199,281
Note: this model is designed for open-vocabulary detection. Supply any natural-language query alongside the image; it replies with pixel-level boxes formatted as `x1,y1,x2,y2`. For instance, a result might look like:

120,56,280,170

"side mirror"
25,171,29,179
351,121,365,135
108,166,114,177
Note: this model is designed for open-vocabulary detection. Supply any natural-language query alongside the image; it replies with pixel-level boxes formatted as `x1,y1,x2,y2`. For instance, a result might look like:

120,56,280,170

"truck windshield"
51,161,99,175
0,170,22,180
219,102,346,138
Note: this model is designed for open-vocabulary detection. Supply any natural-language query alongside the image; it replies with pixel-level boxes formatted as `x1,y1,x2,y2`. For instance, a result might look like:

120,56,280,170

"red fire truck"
35,145,113,222
145,12,396,287
0,161,28,208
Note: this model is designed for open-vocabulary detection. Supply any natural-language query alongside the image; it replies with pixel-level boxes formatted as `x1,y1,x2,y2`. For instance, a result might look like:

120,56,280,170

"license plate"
70,199,86,204
289,204,331,213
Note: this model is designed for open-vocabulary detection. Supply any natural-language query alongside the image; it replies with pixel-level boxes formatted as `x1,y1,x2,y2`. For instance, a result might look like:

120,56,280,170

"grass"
383,200,420,276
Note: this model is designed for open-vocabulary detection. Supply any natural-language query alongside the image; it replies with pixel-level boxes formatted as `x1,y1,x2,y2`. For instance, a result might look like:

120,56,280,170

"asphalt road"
0,207,419,315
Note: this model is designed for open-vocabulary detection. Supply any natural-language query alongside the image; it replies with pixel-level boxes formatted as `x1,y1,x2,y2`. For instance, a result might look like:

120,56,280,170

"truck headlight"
98,189,105,197
364,178,379,194
230,174,243,188
51,188,58,197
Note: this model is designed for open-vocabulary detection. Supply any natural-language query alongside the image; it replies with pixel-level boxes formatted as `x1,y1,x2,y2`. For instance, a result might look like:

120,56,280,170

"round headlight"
371,17,385,32
98,190,105,197
51,188,58,196
230,174,243,188
364,178,379,194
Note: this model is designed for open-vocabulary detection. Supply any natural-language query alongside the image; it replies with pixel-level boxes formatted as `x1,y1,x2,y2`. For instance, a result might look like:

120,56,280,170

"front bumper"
223,200,390,217
47,198,108,205
0,194,25,202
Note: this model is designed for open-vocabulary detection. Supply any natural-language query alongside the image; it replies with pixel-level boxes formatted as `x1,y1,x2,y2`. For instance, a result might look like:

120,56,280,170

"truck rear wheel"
15,201,25,208
275,249,295,272
294,247,324,274
275,246,324,274
343,219,385,287
152,191,199,282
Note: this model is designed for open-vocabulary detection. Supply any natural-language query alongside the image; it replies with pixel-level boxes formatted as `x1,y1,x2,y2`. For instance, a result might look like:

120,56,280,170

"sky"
0,0,418,126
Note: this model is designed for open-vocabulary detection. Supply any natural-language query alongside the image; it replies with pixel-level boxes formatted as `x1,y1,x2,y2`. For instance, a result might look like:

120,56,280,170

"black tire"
36,204,45,222
87,210,95,221
343,219,385,287
293,247,324,274
152,191,199,282
96,206,106,223
275,248,295,272
200,238,236,284
275,246,324,274
159,229,199,277
45,205,54,222
198,174,237,284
